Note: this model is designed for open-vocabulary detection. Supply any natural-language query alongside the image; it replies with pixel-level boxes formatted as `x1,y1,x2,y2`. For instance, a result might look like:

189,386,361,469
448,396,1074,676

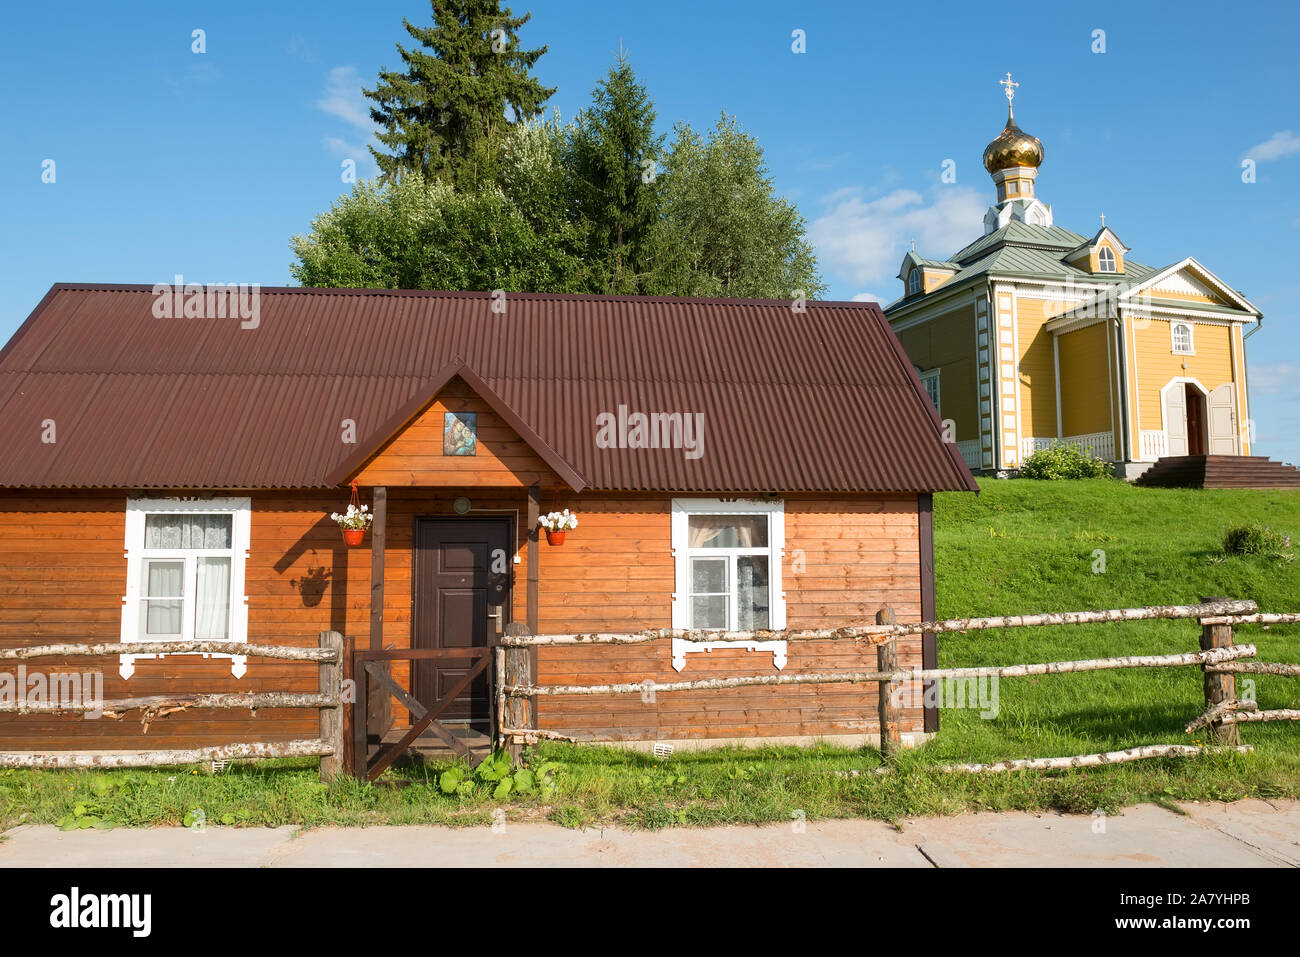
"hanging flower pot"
332,482,374,548
539,509,578,545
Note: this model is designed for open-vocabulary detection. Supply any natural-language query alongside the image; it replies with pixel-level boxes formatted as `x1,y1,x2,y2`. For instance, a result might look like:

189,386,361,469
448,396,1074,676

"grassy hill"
935,478,1300,618
913,478,1300,812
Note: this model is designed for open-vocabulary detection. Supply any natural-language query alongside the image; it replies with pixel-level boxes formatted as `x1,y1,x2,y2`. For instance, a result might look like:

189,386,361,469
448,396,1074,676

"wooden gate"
351,645,496,781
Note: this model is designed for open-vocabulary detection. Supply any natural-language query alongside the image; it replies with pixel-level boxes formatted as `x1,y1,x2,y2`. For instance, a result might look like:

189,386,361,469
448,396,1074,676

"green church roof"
884,221,1158,314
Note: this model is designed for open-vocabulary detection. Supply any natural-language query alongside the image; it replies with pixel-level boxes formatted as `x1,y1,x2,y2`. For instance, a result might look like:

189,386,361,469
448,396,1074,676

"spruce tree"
566,53,665,294
365,1,555,189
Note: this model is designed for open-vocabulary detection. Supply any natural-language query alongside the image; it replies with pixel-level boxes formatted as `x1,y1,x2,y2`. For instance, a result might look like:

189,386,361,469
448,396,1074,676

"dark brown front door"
412,517,513,726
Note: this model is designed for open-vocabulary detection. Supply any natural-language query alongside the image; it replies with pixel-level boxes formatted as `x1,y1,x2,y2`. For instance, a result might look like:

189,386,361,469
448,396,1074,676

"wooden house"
0,284,975,755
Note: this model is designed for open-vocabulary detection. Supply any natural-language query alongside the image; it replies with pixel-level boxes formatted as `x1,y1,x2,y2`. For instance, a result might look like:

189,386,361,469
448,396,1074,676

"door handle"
487,605,503,636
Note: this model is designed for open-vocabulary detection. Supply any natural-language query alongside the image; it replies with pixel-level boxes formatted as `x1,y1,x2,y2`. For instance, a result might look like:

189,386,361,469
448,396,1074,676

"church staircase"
1135,455,1300,489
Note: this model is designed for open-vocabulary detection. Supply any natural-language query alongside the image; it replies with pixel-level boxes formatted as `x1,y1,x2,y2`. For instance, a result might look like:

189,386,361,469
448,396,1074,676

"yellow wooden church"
885,76,1263,478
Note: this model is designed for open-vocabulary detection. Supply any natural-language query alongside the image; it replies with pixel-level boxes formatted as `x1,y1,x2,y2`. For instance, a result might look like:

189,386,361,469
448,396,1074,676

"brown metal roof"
0,284,976,493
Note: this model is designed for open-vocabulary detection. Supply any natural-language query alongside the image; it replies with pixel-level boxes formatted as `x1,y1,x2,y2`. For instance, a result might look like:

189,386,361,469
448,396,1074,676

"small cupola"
981,74,1053,234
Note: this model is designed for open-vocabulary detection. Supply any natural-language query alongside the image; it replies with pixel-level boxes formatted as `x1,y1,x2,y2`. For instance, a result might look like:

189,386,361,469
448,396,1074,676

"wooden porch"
1135,455,1300,489
352,483,542,779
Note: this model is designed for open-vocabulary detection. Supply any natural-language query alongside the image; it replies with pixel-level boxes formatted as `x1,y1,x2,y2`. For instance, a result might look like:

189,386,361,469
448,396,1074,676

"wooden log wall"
0,488,927,749
533,494,925,742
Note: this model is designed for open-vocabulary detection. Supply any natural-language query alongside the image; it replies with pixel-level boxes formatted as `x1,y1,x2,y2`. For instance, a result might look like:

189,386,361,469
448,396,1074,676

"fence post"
494,644,506,750
1199,596,1241,746
341,634,356,776
503,623,535,762
318,630,345,783
352,646,369,779
876,607,901,758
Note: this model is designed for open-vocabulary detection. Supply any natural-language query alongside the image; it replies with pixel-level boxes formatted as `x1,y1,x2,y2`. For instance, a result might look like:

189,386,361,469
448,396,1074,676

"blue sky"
3,1,1297,462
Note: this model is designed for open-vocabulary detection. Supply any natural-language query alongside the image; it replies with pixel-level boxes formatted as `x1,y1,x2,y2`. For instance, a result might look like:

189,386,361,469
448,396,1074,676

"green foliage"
57,802,109,831
563,54,665,293
365,0,555,189
288,173,583,292
430,751,564,800
1018,443,1113,480
438,765,465,794
1223,522,1292,559
295,52,825,300
649,114,825,299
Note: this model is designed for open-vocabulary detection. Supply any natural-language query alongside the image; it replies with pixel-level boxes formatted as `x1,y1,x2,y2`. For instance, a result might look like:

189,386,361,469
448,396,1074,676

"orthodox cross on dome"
1000,72,1018,105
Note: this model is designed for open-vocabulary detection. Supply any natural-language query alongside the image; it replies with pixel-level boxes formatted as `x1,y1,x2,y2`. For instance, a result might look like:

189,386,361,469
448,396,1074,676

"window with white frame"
120,498,251,679
1171,322,1194,355
908,268,921,296
919,369,941,414
1097,246,1117,272
670,499,786,671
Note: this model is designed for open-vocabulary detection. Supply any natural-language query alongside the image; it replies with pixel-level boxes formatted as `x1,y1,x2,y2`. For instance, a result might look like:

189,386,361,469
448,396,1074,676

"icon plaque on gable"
443,412,477,456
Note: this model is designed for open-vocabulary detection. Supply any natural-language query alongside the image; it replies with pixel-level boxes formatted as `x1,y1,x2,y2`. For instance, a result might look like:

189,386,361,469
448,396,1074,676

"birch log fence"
497,598,1300,774
4,599,1298,782
0,632,351,782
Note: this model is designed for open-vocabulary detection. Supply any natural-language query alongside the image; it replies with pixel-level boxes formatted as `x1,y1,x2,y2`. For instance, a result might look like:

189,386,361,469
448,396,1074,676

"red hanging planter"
545,529,567,546
338,482,369,547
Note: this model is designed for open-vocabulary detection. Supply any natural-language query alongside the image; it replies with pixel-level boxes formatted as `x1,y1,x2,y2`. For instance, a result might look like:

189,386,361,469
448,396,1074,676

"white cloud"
851,292,887,304
317,66,373,132
1249,360,1300,395
1244,130,1300,163
809,185,986,288
317,66,380,179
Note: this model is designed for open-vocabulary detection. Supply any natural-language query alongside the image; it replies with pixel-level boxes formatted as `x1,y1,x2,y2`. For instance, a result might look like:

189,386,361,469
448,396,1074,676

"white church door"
1164,381,1188,457
1208,384,1239,455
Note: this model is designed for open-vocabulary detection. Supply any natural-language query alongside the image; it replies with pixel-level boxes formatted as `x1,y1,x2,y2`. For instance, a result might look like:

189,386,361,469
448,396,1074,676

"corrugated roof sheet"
0,284,976,493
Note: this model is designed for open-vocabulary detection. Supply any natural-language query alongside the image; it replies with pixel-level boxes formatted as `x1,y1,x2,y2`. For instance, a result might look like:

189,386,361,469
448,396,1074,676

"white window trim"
919,368,941,415
1097,246,1117,273
670,498,786,672
1171,321,1195,355
120,497,251,680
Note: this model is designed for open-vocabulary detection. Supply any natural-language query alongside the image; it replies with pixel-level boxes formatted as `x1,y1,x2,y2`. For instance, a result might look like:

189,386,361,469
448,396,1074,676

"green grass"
3,479,1298,830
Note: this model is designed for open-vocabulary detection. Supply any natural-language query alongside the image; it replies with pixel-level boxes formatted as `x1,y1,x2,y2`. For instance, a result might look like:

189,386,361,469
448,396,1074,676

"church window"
1171,322,1194,355
1098,247,1117,272
919,369,941,414
908,268,921,296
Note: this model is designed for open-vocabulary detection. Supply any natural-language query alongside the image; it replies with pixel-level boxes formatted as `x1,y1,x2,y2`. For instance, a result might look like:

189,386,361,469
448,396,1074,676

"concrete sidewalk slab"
271,819,927,867
1,801,1294,867
1177,799,1300,867
0,823,297,868
904,804,1284,868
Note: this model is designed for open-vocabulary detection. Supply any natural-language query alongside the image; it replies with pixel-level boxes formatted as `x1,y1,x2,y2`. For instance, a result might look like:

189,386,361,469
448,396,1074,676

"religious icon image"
443,412,477,456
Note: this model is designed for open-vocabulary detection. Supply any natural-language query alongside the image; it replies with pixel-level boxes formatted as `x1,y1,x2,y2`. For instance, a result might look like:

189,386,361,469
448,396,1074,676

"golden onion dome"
982,106,1044,173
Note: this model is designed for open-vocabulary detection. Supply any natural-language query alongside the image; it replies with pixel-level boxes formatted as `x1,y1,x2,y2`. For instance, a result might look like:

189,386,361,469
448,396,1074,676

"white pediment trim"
1119,257,1260,316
